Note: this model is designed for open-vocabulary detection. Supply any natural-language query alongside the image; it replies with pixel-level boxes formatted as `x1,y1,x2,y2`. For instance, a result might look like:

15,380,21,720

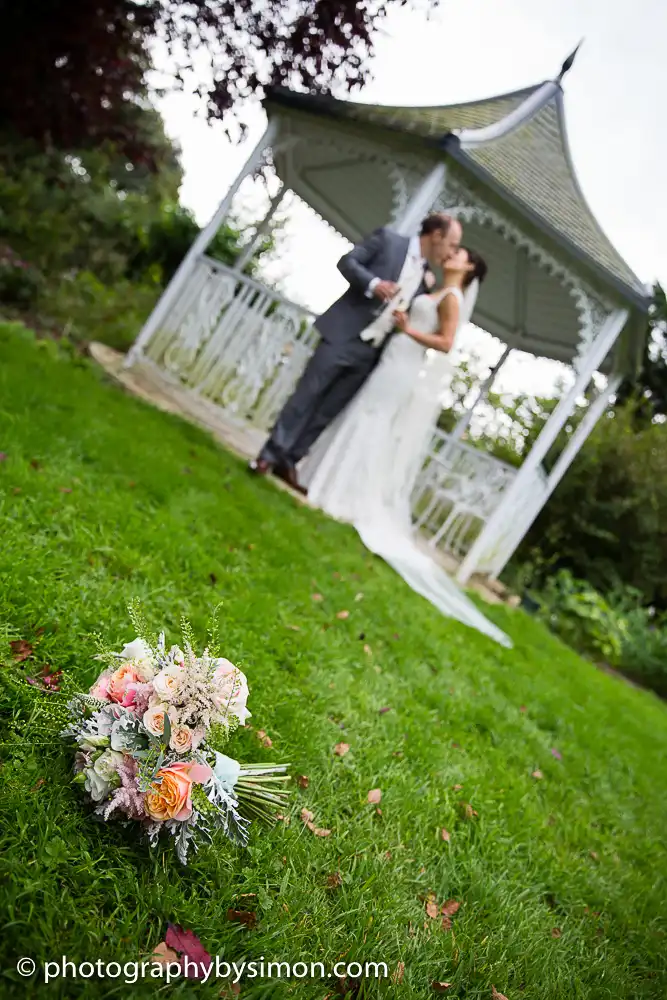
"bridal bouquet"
61,604,288,864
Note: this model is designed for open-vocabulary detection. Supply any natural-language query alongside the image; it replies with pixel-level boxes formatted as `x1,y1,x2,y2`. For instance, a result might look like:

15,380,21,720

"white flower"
119,638,155,680
143,703,169,737
83,754,121,802
152,668,181,701
212,658,251,725
169,725,193,753
93,749,124,783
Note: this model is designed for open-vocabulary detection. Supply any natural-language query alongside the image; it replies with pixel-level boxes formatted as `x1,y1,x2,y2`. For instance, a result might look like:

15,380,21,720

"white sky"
153,0,666,397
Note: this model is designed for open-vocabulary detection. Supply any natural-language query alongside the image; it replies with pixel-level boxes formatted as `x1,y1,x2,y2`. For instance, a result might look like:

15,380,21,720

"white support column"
450,344,511,445
234,184,286,273
394,163,446,236
125,118,279,367
456,307,629,584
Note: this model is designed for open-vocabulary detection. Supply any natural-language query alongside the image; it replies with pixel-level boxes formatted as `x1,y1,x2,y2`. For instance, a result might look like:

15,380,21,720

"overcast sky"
154,0,666,395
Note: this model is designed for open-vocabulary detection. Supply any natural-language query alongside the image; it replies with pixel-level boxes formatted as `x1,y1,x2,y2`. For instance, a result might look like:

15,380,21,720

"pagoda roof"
266,84,648,306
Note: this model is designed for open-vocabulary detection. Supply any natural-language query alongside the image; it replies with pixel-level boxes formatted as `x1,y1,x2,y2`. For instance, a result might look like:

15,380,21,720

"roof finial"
557,40,583,82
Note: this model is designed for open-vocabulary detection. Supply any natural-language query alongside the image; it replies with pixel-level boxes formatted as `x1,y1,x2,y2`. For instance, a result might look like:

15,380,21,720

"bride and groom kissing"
247,212,511,648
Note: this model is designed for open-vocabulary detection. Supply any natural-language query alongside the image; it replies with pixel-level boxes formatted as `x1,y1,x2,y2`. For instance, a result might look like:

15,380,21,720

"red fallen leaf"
378,706,392,714
367,788,382,804
152,941,179,966
392,962,405,985
551,927,562,938
492,988,509,1000
431,983,452,992
333,742,350,757
441,899,460,917
426,901,439,919
296,775,309,788
10,639,33,662
441,916,452,932
532,770,544,780
226,909,257,929
165,923,213,977
312,593,324,602
59,487,72,494
441,828,451,842
336,610,350,620
326,872,343,888
451,742,461,749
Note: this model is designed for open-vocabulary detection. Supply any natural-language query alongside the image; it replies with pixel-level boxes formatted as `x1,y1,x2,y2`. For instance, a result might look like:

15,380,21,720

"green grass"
1,321,666,1000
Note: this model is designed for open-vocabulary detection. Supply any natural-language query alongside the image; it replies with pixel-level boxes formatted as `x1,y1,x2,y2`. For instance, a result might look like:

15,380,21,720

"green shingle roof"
266,86,646,300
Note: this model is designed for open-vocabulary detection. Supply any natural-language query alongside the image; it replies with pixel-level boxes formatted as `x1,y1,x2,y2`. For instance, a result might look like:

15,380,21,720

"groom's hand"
372,280,400,302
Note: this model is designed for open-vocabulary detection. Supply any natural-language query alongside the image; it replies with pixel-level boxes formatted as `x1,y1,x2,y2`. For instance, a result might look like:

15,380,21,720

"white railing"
135,257,522,566
143,256,318,429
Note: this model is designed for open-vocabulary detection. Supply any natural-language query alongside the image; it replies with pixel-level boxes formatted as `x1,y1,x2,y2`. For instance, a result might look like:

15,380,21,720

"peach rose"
143,703,169,737
169,725,193,754
152,669,181,701
107,663,140,704
90,670,111,701
144,762,212,822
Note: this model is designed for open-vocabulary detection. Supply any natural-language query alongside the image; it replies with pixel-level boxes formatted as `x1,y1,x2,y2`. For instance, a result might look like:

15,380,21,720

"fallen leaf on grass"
161,924,212,978
531,770,544,780
550,748,562,760
589,850,599,862
391,962,405,985
378,706,392,715
367,788,382,804
0,452,7,462
326,872,343,889
27,666,62,692
336,610,350,620
31,778,45,792
59,487,72,494
460,802,479,820
441,828,451,842
426,901,439,919
296,775,309,788
492,988,509,1000
286,624,301,632
311,826,331,837
333,742,350,757
312,593,324,602
152,942,179,966
10,639,33,662
363,644,372,655
12,487,21,495
275,814,290,825
551,927,562,938
451,783,463,791
219,982,241,997
255,730,273,748
226,909,257,929
431,982,452,992
30,459,41,470
440,900,460,917
441,916,452,932
300,808,314,823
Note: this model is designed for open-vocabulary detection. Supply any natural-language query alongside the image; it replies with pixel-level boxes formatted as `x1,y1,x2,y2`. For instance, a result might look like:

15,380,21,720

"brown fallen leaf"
336,610,350,620
551,927,562,938
333,742,350,757
441,916,452,932
31,777,45,792
12,487,21,495
378,706,392,714
452,783,464,791
532,770,544,780
326,872,343,889
392,962,405,985
367,788,382,804
226,909,257,929
431,983,452,993
300,808,314,823
589,850,599,862
10,639,33,662
262,736,273,748
237,893,257,899
425,901,439,919
30,459,41,470
312,593,324,602
384,851,392,860
519,705,527,712
492,988,509,1000
460,801,479,820
375,807,383,816
59,487,72,494
255,730,266,740
128,481,136,488
304,820,331,837
275,813,290,825
441,900,460,917
152,941,179,966
441,828,451,842
296,774,309,788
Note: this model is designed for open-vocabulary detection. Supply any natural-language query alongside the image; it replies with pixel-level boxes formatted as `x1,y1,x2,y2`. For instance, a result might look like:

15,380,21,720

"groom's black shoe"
248,457,272,476
274,463,307,496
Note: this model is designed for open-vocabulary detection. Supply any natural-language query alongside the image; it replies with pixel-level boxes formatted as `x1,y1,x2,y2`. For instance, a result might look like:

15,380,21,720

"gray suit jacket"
315,227,426,346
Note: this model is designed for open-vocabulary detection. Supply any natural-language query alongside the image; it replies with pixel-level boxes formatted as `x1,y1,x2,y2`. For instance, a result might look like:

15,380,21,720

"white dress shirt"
361,235,426,347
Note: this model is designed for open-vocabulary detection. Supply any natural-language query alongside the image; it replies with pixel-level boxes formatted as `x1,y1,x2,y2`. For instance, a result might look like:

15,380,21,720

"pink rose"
107,663,140,704
144,761,213,822
90,670,112,701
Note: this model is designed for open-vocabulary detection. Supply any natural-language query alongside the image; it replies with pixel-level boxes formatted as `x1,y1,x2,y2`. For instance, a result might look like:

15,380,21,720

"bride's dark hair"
461,247,488,288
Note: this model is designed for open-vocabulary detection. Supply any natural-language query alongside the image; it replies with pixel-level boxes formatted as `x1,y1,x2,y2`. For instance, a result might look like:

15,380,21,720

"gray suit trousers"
259,337,380,468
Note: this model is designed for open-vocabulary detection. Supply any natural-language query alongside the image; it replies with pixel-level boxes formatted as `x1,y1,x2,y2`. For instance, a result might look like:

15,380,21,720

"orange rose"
144,762,212,822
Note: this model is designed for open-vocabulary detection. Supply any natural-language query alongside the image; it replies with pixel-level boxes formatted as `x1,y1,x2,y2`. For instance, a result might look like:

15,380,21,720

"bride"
299,245,512,648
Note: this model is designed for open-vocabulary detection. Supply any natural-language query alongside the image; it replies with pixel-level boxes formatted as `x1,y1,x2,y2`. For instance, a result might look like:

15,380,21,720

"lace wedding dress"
299,287,512,648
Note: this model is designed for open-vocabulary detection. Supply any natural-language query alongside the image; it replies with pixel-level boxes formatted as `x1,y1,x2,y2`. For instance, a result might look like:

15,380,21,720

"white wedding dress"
299,287,512,648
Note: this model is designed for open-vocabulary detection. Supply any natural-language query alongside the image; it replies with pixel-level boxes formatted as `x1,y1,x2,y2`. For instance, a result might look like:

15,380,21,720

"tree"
616,283,667,426
0,1,440,159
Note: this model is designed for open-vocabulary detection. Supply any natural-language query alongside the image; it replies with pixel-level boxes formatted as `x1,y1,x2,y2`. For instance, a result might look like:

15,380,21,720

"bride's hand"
392,310,410,332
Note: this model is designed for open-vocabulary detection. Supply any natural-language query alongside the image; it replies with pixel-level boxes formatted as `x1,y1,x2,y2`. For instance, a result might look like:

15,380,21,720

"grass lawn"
1,322,666,1000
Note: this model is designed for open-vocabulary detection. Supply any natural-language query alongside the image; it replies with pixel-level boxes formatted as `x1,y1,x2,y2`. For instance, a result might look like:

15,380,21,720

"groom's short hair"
420,213,452,236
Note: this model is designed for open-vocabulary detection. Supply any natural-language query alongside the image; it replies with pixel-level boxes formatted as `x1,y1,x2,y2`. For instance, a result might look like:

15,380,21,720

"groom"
249,213,462,492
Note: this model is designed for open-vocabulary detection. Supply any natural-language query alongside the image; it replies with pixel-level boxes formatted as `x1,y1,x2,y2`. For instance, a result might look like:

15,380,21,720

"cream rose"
169,725,193,754
212,658,251,725
143,703,169,737
152,668,181,701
